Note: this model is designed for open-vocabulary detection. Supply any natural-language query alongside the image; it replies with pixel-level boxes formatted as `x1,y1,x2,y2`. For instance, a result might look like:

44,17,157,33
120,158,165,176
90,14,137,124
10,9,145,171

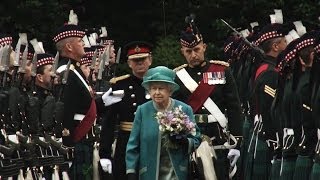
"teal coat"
126,99,201,180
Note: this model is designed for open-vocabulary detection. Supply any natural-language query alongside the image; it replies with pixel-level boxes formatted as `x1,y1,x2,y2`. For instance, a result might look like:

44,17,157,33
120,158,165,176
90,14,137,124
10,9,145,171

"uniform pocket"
179,165,187,172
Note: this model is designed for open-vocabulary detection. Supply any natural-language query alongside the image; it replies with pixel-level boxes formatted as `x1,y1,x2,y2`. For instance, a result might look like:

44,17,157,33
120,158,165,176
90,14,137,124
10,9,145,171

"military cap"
0,33,12,46
180,14,203,48
36,53,54,68
255,23,287,46
276,39,299,73
124,41,152,60
52,10,85,43
295,31,319,52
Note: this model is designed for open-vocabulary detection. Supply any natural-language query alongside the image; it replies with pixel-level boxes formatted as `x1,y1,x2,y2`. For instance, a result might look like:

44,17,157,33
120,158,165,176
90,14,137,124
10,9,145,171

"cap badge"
134,46,141,53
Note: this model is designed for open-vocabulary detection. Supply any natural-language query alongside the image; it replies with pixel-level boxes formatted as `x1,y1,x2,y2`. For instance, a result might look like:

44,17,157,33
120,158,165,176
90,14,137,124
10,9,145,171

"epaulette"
109,74,131,84
173,64,188,72
209,60,229,67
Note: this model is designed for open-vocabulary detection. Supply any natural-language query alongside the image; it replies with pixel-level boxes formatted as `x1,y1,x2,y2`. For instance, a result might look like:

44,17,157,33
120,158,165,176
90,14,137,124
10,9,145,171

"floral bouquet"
155,105,196,149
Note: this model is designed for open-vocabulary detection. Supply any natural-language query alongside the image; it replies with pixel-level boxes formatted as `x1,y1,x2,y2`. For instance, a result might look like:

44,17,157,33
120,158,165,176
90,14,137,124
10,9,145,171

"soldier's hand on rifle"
102,88,124,106
99,158,112,174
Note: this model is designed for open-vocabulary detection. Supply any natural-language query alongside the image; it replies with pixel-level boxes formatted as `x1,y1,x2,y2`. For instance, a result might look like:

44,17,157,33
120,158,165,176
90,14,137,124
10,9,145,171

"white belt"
208,115,218,123
74,114,85,121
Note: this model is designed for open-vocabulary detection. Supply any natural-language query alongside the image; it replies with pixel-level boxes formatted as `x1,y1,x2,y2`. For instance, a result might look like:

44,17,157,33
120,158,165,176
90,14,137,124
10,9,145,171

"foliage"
1,0,320,74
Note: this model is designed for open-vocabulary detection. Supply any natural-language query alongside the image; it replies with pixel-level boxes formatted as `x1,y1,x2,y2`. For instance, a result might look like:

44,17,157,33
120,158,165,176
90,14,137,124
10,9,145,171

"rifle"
112,47,121,78
88,48,98,85
97,45,110,91
220,19,265,55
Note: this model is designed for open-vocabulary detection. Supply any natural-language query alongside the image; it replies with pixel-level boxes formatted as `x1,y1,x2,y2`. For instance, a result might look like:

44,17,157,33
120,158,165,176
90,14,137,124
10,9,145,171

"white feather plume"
270,14,276,24
250,22,259,29
83,35,91,48
293,21,307,36
68,10,79,25
100,27,108,37
30,38,44,54
19,33,28,45
274,9,283,24
240,29,250,38
38,42,45,53
88,35,97,46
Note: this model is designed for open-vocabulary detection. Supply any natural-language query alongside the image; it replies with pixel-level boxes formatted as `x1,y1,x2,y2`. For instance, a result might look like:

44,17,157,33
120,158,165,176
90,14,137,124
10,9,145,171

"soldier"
53,10,123,180
310,32,320,180
173,15,243,179
99,41,152,180
290,31,319,180
246,23,287,180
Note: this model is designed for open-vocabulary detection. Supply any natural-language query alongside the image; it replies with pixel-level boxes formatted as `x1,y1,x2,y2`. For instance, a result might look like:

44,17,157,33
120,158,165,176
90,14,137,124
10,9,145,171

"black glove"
127,173,137,180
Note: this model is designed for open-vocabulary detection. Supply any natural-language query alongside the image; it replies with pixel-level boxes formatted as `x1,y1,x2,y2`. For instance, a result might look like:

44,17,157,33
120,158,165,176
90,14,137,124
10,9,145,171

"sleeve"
185,104,201,154
259,71,278,137
223,67,243,137
126,105,142,174
99,104,118,159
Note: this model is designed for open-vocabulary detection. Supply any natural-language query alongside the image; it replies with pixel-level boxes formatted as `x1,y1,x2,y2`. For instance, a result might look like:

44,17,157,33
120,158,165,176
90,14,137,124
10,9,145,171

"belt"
194,114,217,124
120,121,133,131
74,114,85,121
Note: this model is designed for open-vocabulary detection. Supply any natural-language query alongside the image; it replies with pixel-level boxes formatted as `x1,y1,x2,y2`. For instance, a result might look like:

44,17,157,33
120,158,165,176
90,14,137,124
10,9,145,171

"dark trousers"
214,149,229,180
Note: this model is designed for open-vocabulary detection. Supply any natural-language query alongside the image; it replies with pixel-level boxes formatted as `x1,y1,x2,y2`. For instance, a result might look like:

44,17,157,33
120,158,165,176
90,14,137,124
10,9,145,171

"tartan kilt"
293,155,313,180
239,117,251,177
310,162,320,180
245,138,271,180
279,159,295,180
70,141,93,180
269,159,281,180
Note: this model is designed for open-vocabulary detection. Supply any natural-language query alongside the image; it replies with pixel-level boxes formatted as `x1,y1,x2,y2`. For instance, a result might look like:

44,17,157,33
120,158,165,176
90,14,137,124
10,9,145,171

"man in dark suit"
99,41,152,180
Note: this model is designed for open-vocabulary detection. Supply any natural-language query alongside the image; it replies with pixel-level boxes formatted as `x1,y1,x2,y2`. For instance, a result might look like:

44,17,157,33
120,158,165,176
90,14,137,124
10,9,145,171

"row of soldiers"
0,10,125,179
224,10,320,180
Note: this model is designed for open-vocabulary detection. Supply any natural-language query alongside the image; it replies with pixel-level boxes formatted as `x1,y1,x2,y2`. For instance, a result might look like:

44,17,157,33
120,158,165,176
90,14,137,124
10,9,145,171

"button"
129,86,133,89
134,112,136,115
133,103,137,106
303,146,306,149
131,94,135,98
145,94,151,99
197,72,201,75
262,132,265,135
201,107,205,110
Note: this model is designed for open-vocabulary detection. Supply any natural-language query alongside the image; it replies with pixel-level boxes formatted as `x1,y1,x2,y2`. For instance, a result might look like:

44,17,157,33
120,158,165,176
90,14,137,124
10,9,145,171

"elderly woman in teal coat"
126,66,201,180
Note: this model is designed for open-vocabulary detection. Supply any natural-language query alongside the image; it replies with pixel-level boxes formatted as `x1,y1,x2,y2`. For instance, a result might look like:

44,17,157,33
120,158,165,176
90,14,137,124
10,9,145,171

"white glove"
102,88,124,106
100,158,112,174
227,149,240,167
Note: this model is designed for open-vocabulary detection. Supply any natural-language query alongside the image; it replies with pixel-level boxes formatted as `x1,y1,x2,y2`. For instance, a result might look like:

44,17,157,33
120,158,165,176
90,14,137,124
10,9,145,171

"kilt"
239,117,251,179
310,162,320,180
269,158,281,180
293,155,313,180
279,159,295,180
244,137,271,180
70,141,93,180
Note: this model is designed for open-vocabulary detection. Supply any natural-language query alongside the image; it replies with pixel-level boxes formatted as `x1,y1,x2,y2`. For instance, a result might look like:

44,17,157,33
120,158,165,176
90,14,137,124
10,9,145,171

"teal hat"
142,66,180,92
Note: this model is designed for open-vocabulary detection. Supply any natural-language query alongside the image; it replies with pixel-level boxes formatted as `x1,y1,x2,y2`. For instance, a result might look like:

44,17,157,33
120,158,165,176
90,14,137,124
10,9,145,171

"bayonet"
14,39,21,67
97,45,110,80
31,52,37,77
90,49,98,70
115,47,121,64
18,43,28,73
220,19,264,55
62,60,71,85
113,47,121,77
52,51,59,77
